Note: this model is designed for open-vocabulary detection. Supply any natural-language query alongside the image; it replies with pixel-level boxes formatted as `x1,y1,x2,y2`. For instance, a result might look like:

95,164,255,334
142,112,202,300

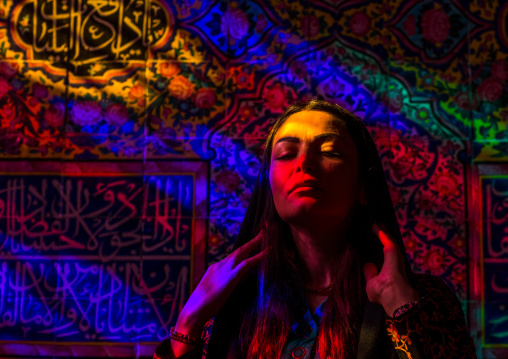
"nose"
295,151,314,174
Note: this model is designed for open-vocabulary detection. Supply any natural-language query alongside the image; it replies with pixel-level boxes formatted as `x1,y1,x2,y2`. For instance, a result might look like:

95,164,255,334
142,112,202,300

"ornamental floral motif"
421,7,450,43
263,83,287,112
2,1,505,338
301,14,320,38
349,11,371,37
71,101,102,126
104,104,129,127
159,62,181,78
0,76,9,98
454,92,479,111
0,62,19,79
491,60,508,81
215,169,241,194
168,75,195,100
221,7,249,41
194,88,217,109
476,77,504,102
44,103,65,127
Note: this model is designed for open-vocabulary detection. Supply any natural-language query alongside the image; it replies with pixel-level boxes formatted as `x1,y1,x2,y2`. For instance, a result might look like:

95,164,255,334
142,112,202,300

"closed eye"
276,153,296,160
321,151,342,157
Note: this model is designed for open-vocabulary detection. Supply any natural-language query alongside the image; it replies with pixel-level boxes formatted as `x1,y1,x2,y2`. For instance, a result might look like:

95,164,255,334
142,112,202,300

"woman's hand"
363,223,420,317
171,232,266,355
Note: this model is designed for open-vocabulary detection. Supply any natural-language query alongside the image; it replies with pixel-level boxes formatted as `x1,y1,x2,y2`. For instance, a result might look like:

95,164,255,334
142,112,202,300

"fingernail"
372,223,380,234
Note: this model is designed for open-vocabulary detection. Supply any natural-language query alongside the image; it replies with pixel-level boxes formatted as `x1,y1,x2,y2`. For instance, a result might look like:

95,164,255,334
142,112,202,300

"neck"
289,220,348,289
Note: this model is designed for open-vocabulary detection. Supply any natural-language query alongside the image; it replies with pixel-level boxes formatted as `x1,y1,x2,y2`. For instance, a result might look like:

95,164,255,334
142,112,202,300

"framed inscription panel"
0,160,207,357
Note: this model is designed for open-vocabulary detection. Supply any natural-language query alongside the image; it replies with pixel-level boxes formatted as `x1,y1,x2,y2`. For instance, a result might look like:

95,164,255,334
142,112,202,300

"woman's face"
269,110,362,226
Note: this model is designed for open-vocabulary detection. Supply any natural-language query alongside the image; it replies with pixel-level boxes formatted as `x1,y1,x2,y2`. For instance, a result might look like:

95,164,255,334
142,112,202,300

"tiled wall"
0,0,507,357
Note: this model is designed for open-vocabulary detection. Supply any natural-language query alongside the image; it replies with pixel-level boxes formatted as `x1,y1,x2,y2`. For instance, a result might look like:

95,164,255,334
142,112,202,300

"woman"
155,99,476,358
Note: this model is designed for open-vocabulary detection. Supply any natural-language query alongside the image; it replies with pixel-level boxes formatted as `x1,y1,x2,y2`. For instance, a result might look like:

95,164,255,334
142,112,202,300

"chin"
277,206,323,224
277,203,348,226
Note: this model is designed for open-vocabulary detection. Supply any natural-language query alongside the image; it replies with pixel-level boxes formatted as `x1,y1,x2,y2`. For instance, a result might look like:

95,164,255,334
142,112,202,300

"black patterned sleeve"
385,274,477,359
153,318,214,359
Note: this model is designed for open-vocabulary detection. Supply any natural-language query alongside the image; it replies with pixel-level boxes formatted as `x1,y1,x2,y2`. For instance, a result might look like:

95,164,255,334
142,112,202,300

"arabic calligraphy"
0,260,188,341
0,173,194,342
12,0,172,75
0,175,192,258
484,180,508,258
481,176,508,345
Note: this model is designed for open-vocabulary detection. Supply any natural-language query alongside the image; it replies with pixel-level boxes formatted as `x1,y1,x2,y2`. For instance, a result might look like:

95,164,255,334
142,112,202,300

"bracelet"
392,300,419,318
168,326,202,346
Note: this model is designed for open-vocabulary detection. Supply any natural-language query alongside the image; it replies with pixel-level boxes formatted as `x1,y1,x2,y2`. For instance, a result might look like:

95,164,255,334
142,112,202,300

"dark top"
154,274,477,359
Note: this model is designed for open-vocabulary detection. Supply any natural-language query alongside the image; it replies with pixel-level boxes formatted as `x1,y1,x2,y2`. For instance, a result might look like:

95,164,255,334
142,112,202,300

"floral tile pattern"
0,0,507,356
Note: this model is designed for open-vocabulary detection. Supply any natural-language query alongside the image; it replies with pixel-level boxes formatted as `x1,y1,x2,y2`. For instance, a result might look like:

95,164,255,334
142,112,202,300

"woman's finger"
232,248,268,281
363,262,378,283
372,223,396,249
230,232,264,266
372,223,403,269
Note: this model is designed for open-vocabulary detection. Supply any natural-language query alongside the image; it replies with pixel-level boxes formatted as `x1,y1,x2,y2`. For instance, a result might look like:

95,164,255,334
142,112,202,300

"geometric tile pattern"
0,0,507,357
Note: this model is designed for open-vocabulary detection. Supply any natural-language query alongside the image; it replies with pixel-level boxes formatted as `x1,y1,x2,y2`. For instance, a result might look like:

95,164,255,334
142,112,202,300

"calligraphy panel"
0,161,207,356
11,0,173,78
481,176,508,345
470,164,508,358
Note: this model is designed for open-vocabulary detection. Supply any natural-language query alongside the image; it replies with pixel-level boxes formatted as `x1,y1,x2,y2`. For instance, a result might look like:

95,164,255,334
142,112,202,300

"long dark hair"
208,99,413,358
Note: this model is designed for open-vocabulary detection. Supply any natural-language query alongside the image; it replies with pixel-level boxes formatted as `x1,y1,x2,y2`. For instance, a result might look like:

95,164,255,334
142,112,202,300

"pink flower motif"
491,60,508,81
194,88,217,109
45,103,65,127
372,125,400,149
387,142,430,183
215,170,241,194
264,84,286,112
454,92,479,110
433,172,459,197
477,77,504,102
403,235,420,254
238,105,254,122
0,128,23,155
32,83,49,99
422,249,445,271
416,192,438,212
301,14,320,38
221,8,249,41
71,101,102,126
0,76,9,98
104,103,129,126
349,11,371,37
415,218,447,241
289,61,307,79
0,62,19,79
402,15,416,37
421,8,450,43
235,69,254,90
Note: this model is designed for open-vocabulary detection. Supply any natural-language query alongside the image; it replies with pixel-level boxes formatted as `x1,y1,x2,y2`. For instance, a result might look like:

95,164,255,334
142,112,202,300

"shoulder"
411,273,456,298
386,274,477,358
410,273,466,321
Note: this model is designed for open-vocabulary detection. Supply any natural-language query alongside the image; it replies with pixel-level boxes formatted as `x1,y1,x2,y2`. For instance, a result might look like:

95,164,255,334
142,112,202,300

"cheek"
269,163,287,191
269,165,289,207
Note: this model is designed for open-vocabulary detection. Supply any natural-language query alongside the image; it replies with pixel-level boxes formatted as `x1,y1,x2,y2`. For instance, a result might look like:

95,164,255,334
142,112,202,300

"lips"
289,180,323,194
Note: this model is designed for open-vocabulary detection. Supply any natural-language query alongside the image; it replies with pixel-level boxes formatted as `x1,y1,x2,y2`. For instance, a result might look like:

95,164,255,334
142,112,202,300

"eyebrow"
274,132,342,145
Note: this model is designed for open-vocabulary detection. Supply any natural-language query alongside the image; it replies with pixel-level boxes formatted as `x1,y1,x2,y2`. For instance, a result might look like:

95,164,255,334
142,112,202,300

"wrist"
171,310,206,357
381,284,420,316
175,309,206,339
